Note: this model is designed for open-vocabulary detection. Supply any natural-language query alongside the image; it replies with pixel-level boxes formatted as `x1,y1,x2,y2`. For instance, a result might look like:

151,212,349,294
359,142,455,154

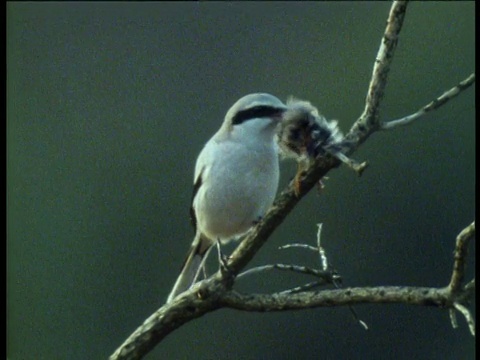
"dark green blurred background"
7,2,475,359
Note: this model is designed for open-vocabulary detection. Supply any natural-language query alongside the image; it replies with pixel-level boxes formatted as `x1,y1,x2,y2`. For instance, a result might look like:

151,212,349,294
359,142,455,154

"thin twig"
316,223,329,271
319,227,368,331
382,73,476,130
237,263,335,282
449,309,458,329
278,243,318,252
330,151,368,176
453,303,476,336
464,279,475,291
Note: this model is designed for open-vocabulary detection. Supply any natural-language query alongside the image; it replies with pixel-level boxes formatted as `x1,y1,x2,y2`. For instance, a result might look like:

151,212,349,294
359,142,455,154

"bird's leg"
215,240,230,275
252,215,263,226
192,246,213,285
202,261,208,279
294,161,308,196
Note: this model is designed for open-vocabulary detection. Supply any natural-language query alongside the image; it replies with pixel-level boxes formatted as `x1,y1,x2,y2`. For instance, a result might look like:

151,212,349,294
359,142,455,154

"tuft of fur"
276,97,346,164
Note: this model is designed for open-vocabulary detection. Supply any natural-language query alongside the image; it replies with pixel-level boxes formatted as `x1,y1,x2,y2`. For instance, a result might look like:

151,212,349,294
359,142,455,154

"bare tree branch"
347,0,408,143
223,223,475,317
111,220,475,359
109,274,227,360
222,286,450,311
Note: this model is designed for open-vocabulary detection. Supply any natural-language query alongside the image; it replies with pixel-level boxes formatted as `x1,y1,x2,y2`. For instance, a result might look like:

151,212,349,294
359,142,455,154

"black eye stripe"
231,105,284,125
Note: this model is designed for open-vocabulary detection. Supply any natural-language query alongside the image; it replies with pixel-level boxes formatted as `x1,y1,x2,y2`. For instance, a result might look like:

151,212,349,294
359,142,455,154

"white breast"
193,120,279,243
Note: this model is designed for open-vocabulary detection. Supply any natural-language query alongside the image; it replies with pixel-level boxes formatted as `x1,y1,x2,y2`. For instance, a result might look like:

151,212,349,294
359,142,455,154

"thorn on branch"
329,151,368,176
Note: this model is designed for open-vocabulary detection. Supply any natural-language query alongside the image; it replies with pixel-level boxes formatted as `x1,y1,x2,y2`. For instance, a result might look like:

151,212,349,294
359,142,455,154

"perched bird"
167,93,288,303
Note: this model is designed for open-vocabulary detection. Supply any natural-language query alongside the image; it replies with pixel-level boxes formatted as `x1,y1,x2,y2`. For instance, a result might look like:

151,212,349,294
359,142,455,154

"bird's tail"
166,233,212,303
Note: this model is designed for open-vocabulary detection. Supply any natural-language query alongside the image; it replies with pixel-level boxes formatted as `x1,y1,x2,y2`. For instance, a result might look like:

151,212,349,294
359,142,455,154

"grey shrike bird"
166,93,288,303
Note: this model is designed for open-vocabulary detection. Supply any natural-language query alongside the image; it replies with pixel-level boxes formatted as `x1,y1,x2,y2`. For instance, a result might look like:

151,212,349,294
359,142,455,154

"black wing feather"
190,169,203,233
